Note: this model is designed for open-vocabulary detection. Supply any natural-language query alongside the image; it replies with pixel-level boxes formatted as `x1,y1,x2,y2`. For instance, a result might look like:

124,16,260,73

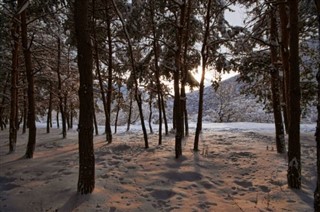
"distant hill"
184,75,316,123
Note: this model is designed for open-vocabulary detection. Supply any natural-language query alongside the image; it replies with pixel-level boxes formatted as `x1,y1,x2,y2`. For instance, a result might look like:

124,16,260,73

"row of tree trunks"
269,5,286,154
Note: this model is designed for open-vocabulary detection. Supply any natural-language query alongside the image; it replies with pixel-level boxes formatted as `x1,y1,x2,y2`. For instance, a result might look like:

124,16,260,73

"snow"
0,122,317,211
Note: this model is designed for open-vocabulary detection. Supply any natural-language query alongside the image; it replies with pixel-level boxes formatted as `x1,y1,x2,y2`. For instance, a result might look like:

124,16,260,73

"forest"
0,0,320,211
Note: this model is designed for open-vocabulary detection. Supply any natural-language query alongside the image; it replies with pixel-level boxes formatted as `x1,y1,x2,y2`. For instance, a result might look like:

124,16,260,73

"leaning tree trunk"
9,12,19,153
94,0,112,143
314,0,320,209
74,0,95,194
287,0,301,189
269,7,286,154
194,0,211,151
19,0,37,159
111,0,148,148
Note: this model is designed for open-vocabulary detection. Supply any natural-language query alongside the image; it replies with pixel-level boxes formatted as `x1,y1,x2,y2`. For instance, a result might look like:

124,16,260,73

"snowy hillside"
185,75,317,124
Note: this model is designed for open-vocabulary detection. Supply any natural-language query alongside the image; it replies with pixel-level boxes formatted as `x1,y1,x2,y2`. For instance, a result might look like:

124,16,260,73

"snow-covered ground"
0,122,317,211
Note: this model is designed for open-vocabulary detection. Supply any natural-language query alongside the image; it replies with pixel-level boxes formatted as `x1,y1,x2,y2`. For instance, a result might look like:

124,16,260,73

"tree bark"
74,0,95,194
19,0,37,159
269,6,286,154
9,12,19,153
287,0,301,189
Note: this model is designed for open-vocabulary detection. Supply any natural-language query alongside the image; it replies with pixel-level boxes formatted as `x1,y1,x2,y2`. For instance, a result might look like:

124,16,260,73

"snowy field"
0,122,317,211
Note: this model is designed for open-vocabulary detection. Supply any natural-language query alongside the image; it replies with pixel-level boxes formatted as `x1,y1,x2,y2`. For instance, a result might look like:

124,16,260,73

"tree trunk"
126,92,133,132
56,109,60,128
22,79,27,134
74,0,95,194
278,1,290,133
47,82,52,133
161,92,168,135
269,7,286,154
93,104,99,136
0,72,9,131
314,1,320,209
148,97,153,134
150,3,163,145
194,0,211,151
9,13,19,153
94,0,112,143
69,104,73,129
173,2,186,158
115,105,120,134
287,0,301,189
181,0,192,137
111,0,148,148
106,6,113,143
19,0,37,159
57,37,67,138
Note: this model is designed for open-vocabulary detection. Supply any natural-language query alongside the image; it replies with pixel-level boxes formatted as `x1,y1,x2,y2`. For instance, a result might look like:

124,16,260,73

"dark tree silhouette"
19,0,37,159
74,0,95,194
287,0,301,189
